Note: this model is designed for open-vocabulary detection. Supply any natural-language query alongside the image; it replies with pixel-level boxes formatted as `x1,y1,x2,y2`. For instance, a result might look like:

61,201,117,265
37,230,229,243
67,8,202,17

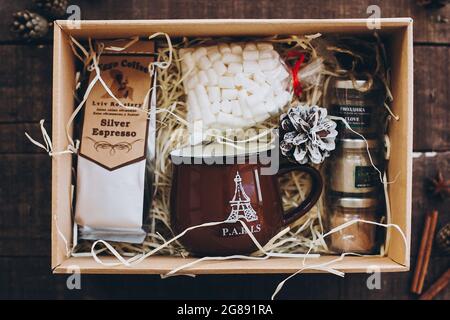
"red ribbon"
287,51,305,97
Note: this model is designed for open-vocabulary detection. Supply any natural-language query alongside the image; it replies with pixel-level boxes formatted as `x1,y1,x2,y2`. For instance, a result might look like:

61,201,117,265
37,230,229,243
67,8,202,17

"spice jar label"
354,165,378,188
79,53,153,170
332,105,373,129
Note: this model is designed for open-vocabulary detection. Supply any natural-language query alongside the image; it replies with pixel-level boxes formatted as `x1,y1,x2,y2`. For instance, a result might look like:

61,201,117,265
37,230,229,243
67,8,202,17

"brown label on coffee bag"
79,53,153,170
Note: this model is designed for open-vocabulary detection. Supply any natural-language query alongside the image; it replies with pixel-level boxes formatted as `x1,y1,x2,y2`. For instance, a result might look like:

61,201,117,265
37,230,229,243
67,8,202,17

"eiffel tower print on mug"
226,171,258,223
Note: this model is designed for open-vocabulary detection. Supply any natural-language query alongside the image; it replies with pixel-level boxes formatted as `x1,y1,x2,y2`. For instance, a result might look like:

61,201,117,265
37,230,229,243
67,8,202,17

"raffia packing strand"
74,40,156,244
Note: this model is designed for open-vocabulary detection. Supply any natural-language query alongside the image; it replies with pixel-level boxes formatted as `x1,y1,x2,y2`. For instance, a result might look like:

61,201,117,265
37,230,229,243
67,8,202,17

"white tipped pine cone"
279,104,337,164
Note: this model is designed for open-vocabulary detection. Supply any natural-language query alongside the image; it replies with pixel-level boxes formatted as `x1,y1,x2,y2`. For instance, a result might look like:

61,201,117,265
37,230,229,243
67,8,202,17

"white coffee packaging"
75,40,156,244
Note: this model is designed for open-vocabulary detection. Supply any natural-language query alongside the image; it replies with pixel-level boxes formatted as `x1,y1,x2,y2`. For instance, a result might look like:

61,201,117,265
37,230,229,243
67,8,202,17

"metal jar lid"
339,138,379,149
334,79,369,90
336,197,378,208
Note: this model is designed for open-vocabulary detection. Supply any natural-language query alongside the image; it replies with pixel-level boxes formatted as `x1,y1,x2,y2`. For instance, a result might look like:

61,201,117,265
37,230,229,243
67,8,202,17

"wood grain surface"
0,0,448,300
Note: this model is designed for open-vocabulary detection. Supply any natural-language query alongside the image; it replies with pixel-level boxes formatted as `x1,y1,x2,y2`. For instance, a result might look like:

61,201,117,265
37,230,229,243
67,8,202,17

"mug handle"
277,163,323,226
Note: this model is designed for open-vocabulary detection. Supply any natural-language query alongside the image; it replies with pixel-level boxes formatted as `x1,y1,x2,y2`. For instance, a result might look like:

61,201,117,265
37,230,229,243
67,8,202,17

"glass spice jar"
328,138,380,195
329,197,379,254
329,79,385,139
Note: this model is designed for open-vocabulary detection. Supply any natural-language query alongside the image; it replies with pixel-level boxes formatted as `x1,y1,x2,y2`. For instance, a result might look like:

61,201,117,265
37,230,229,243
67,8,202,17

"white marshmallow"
186,75,198,90
182,52,195,71
210,101,221,115
265,89,275,103
219,43,231,54
213,60,227,75
207,51,222,63
222,53,242,64
259,50,273,60
263,90,278,115
253,71,267,85
227,62,243,74
198,70,209,85
206,69,218,85
243,50,259,61
178,48,191,58
264,101,279,115
275,91,291,110
253,102,270,117
263,68,282,83
234,73,248,87
230,100,242,117
218,76,235,89
207,86,221,103
247,92,264,106
260,83,272,99
187,92,201,121
220,100,232,113
195,85,210,109
277,65,290,81
246,81,261,95
238,90,253,120
195,85,215,125
222,88,238,100
258,58,277,71
216,112,247,129
243,61,260,73
256,42,273,51
231,43,243,55
181,62,189,75
235,73,251,88
272,80,284,94
247,94,263,107
244,43,257,51
192,47,207,61
271,50,280,60
253,112,270,123
206,45,219,54
198,56,212,70
189,119,204,145
235,74,259,93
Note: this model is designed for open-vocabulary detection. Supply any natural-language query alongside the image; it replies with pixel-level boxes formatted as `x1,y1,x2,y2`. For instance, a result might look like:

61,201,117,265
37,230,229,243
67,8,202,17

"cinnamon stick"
411,212,432,293
416,210,439,294
419,268,450,300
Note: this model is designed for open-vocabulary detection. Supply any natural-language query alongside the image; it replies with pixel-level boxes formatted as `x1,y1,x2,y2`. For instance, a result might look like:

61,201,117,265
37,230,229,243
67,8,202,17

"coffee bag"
75,40,155,243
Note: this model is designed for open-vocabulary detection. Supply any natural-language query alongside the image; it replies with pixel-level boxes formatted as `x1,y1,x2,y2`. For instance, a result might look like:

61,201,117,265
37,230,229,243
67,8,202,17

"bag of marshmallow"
179,42,291,144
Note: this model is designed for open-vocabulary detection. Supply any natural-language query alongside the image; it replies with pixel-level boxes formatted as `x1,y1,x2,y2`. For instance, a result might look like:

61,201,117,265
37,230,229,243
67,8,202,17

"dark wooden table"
0,0,448,299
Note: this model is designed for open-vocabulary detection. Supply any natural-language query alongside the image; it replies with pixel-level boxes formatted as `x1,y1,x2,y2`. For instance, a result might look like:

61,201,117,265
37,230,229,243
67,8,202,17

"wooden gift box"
51,19,413,274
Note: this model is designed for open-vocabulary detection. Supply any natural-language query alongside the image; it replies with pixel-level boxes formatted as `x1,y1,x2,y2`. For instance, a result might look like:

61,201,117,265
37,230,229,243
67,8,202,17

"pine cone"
279,104,338,165
11,11,49,41
33,0,68,18
436,223,450,255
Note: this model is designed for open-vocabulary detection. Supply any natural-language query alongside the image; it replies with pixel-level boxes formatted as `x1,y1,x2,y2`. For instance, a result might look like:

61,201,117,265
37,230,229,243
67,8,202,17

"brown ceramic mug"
170,147,322,256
